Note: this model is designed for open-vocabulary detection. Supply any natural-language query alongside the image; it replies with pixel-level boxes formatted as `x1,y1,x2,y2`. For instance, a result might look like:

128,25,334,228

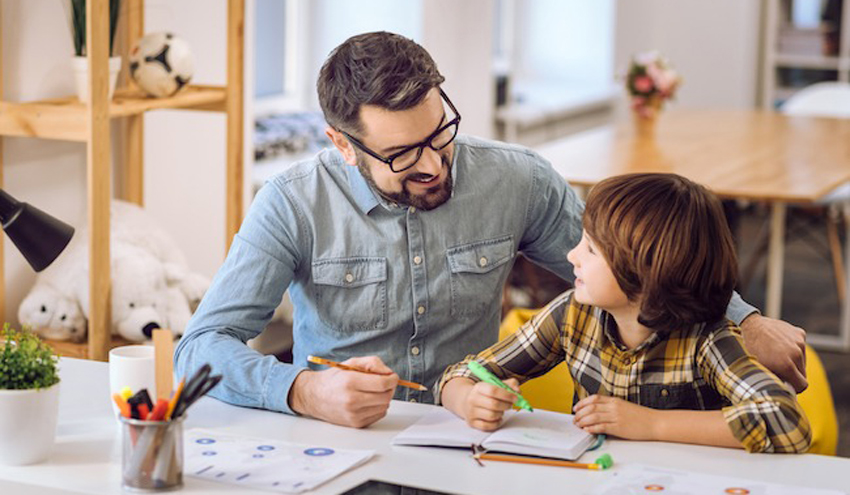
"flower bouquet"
624,51,682,136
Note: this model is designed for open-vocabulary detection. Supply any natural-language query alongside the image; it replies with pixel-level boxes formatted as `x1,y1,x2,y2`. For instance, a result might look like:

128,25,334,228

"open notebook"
392,408,597,461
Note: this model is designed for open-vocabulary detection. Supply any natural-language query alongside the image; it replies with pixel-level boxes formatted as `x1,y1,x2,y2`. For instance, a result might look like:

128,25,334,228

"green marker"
467,361,533,412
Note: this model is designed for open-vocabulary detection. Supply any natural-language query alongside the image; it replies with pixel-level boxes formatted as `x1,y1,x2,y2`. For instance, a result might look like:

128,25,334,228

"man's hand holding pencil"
289,356,401,429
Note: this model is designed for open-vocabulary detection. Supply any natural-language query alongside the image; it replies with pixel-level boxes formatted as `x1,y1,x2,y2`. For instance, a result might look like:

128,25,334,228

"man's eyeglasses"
341,89,461,173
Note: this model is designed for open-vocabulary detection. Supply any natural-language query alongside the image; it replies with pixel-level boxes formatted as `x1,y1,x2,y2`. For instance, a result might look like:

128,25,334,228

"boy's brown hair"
583,173,738,333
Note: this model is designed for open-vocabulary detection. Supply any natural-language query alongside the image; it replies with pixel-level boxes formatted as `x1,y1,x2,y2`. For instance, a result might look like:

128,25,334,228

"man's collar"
347,165,382,215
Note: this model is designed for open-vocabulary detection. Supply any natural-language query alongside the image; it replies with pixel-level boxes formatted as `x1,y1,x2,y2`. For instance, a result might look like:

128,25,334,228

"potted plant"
65,0,123,103
0,324,61,466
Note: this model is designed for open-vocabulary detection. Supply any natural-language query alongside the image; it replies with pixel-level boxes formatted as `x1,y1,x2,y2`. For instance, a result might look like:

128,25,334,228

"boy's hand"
442,376,520,431
573,395,657,440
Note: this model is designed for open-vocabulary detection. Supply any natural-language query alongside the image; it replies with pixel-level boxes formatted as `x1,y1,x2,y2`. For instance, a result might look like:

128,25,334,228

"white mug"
109,345,155,416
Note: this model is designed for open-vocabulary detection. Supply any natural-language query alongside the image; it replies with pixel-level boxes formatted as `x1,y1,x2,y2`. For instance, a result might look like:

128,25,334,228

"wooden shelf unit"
761,0,850,108
0,0,245,360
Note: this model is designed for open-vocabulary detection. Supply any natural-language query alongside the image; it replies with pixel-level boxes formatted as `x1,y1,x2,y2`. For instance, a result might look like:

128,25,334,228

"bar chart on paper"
184,429,374,493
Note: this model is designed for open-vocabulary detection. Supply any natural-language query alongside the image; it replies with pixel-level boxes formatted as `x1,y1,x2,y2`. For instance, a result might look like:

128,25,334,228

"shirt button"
411,346,421,356
408,206,416,214
413,256,422,265
417,305,425,315
344,273,354,283
661,388,669,397
479,257,488,267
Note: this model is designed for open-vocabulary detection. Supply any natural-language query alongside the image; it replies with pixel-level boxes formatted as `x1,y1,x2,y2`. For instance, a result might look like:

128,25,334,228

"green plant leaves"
70,0,122,57
0,324,59,390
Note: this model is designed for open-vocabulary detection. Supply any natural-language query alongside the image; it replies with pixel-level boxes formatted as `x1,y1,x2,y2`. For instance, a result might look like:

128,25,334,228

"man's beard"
357,152,453,211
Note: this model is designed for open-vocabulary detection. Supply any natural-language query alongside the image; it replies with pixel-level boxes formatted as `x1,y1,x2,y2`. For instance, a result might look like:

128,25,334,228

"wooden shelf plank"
0,100,90,141
0,85,226,141
43,336,135,360
109,85,227,117
774,53,843,70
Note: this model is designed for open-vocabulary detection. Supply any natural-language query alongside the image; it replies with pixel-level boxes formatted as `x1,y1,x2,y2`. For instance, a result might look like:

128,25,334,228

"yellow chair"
499,308,839,455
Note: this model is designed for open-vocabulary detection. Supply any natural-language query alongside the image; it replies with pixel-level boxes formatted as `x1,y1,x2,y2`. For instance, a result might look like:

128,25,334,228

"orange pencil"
473,452,613,470
165,378,185,420
307,355,428,392
112,393,130,418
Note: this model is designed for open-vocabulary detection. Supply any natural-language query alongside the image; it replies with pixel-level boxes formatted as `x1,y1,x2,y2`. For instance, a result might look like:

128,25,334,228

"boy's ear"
326,127,358,166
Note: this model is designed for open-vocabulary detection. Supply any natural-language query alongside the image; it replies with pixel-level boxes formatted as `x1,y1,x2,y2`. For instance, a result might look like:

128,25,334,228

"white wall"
614,0,762,113
421,0,495,138
1,0,232,327
143,0,230,276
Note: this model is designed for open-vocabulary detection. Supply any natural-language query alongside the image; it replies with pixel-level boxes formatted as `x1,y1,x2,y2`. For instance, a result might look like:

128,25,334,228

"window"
253,0,304,115
494,0,617,144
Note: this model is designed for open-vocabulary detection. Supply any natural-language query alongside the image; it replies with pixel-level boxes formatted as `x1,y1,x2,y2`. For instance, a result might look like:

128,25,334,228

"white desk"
0,358,847,494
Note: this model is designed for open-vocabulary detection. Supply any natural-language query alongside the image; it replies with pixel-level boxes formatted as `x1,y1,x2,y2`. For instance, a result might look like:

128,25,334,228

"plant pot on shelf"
0,382,60,465
72,56,122,103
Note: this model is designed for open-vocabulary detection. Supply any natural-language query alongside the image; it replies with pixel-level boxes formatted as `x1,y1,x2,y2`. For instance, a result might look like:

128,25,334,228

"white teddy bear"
18,200,209,342
17,283,87,342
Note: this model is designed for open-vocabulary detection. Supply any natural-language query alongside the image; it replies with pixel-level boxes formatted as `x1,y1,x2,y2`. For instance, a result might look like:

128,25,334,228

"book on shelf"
392,407,598,461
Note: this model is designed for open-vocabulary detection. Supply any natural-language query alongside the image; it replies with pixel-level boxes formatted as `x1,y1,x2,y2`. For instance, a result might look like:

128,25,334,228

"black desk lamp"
0,189,75,272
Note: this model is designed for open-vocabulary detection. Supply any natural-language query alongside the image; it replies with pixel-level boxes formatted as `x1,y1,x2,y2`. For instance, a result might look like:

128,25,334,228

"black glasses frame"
341,89,462,173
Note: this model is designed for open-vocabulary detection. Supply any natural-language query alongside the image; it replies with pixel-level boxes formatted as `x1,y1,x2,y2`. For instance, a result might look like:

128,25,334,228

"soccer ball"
129,32,194,98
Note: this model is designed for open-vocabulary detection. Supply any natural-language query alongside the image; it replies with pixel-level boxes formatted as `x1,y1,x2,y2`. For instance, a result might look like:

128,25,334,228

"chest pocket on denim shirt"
447,236,514,319
312,257,387,332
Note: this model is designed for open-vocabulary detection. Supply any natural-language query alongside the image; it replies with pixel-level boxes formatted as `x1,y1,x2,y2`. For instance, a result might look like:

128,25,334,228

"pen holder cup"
120,416,185,492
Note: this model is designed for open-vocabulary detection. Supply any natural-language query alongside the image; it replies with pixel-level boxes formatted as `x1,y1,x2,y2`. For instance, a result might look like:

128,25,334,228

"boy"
438,173,811,453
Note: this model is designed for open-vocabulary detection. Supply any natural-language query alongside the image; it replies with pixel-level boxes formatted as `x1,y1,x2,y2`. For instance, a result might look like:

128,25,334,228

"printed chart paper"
592,464,846,495
184,429,374,493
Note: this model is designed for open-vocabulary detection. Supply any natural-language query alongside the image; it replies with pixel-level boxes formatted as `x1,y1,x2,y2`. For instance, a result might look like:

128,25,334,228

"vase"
72,55,122,103
0,382,61,465
632,95,663,139
633,112,658,139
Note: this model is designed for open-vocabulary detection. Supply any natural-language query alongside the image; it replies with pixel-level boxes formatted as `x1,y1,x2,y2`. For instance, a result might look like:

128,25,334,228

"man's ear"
326,127,358,166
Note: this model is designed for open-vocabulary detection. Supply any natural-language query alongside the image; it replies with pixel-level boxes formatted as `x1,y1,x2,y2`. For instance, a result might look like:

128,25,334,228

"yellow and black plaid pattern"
437,290,811,453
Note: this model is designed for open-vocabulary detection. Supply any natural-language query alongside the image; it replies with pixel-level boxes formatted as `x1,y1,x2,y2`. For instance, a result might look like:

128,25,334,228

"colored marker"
467,361,533,412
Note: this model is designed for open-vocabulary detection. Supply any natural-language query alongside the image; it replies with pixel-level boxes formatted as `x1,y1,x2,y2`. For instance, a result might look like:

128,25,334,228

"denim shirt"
174,135,756,414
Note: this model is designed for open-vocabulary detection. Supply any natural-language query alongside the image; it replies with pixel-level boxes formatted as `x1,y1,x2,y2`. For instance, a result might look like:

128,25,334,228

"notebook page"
482,409,595,460
392,407,494,448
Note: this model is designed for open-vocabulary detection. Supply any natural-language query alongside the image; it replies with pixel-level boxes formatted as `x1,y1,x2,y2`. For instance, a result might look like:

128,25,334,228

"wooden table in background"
536,109,850,351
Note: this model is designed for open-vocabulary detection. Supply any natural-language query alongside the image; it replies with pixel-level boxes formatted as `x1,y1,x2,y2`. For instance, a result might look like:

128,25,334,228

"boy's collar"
601,312,666,354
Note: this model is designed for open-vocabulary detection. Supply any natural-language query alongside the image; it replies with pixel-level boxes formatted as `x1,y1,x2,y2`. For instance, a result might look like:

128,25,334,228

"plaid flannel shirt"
437,290,811,453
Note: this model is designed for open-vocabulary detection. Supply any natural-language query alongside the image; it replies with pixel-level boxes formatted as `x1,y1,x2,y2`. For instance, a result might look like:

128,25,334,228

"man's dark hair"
317,31,445,135
583,173,738,334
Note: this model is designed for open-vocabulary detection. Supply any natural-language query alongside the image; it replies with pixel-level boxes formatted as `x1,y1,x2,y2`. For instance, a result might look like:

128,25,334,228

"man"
175,31,807,428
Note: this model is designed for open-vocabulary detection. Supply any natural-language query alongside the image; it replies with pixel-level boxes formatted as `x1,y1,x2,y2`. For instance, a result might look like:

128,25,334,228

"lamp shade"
0,190,74,272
